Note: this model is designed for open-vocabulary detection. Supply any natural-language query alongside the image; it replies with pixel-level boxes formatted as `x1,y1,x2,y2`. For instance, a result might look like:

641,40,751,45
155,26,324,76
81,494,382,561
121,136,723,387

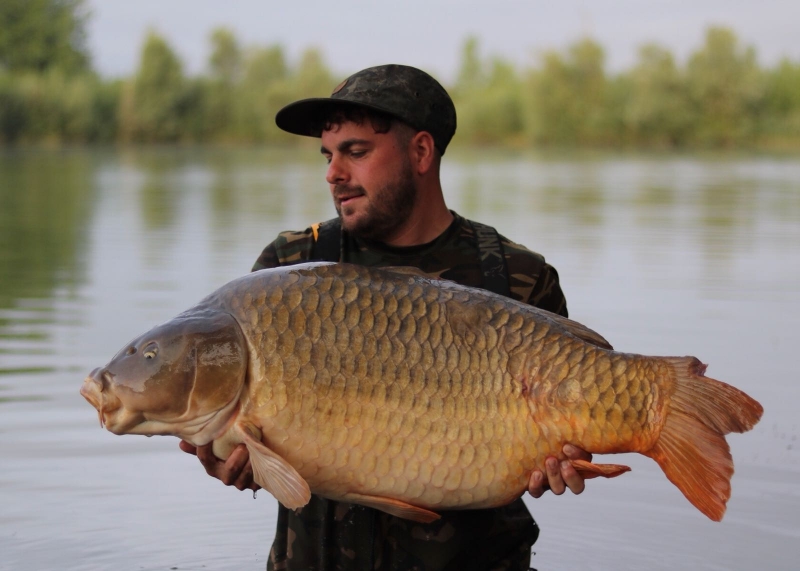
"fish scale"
81,262,762,523
236,265,613,508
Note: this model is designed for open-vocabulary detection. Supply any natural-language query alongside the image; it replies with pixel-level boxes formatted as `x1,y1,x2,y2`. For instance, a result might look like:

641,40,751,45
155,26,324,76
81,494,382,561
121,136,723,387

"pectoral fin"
343,492,441,523
570,458,631,479
240,429,311,509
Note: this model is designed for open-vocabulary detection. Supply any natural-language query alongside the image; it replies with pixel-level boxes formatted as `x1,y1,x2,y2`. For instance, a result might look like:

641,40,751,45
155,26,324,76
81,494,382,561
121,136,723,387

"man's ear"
409,131,437,175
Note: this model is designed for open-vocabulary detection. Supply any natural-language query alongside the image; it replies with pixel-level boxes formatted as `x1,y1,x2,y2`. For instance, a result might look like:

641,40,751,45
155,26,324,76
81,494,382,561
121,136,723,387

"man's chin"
340,213,378,240
339,207,363,228
340,216,365,237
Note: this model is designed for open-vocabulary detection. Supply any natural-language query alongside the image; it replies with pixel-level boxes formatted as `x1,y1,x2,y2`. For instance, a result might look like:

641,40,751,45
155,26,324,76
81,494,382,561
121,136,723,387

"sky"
86,0,800,82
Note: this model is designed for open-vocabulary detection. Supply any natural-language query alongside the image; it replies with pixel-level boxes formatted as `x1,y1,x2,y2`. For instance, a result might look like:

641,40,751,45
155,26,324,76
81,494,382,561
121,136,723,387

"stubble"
334,160,417,242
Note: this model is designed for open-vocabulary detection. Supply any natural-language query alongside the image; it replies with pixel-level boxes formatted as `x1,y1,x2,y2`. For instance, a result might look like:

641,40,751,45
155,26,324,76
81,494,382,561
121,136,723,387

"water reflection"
0,150,97,405
1,148,799,570
0,150,95,304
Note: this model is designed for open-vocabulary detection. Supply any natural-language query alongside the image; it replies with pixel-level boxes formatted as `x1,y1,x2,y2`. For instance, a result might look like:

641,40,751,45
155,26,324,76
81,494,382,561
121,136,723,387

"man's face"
320,120,417,242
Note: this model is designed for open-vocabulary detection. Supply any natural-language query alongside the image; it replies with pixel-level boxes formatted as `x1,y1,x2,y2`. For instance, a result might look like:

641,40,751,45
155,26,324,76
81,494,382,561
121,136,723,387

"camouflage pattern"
267,497,537,571
275,64,457,155
253,213,568,318
255,212,566,570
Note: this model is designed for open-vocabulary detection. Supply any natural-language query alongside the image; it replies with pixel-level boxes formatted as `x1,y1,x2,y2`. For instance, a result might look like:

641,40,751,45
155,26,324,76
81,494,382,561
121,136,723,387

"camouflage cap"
275,64,457,155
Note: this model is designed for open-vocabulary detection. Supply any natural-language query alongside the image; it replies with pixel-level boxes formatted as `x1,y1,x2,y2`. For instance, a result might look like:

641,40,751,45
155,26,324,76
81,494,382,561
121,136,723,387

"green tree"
686,27,764,146
624,44,692,146
0,72,28,142
121,30,188,142
236,45,291,142
204,28,243,139
293,48,334,98
526,38,609,145
209,27,242,85
452,38,525,145
1,69,118,144
763,58,800,140
479,59,525,143
0,0,90,74
235,47,331,143
454,36,484,95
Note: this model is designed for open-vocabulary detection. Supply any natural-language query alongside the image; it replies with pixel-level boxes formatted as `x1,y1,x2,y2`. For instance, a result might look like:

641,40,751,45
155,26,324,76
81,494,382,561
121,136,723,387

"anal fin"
570,458,631,479
344,492,441,523
239,427,311,509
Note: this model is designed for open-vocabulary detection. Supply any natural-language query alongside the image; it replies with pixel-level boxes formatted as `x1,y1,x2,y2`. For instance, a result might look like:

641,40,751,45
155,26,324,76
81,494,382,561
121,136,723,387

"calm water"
1,148,798,570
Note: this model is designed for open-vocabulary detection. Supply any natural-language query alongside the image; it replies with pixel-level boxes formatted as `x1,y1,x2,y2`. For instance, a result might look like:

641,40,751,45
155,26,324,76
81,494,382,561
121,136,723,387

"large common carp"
80,262,762,522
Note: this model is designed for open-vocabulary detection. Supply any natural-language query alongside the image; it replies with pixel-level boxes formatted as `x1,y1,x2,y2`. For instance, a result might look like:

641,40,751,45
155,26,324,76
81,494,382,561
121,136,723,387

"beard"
334,161,417,242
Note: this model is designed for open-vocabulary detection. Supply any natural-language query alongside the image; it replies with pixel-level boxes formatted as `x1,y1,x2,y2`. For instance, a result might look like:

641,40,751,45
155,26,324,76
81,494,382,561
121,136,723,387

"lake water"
1,147,798,570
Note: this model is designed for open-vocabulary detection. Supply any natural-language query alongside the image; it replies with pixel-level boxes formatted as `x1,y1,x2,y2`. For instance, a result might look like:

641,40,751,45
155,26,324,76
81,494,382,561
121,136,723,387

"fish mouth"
80,368,120,428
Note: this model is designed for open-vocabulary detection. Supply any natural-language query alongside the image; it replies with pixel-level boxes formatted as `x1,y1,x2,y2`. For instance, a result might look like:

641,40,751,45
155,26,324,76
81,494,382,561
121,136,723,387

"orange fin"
240,427,311,509
646,357,763,521
344,492,441,523
570,459,631,480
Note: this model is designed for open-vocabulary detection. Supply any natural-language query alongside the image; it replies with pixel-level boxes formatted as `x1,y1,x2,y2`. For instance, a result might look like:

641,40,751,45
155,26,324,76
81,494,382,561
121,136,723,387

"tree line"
1,1,799,149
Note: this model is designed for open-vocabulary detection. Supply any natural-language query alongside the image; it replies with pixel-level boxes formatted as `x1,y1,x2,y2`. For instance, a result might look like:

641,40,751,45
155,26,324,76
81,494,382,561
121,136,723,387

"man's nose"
325,156,348,185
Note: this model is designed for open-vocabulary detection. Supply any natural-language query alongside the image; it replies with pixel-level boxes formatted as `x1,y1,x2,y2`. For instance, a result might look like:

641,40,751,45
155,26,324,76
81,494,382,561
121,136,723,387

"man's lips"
333,186,365,205
334,191,366,207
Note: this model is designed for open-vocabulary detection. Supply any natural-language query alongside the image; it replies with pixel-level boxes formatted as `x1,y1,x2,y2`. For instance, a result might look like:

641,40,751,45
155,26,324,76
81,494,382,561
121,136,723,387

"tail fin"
645,357,763,521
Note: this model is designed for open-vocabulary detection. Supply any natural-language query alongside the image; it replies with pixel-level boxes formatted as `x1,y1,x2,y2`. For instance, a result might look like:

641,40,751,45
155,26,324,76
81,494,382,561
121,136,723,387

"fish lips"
80,367,143,434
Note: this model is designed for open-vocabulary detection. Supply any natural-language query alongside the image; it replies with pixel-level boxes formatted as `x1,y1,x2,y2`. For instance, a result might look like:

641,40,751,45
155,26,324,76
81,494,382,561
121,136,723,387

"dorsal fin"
545,313,613,350
380,265,612,350
382,266,441,279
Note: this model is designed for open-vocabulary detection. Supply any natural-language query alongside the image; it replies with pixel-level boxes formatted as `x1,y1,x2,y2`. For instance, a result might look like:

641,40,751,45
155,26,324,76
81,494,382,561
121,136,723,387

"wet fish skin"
81,262,763,523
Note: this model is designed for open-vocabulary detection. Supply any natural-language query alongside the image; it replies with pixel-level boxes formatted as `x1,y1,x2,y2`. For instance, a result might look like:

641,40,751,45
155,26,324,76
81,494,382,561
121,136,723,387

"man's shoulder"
499,235,547,271
504,238,567,315
251,227,316,271
457,214,548,269
458,215,566,314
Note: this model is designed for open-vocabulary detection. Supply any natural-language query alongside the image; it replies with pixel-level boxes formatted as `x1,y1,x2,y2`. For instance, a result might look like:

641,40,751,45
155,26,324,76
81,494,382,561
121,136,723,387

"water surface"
1,148,798,570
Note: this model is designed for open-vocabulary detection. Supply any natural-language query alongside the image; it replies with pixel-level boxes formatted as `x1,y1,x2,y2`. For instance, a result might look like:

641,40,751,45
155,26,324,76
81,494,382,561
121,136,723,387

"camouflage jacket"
253,212,568,571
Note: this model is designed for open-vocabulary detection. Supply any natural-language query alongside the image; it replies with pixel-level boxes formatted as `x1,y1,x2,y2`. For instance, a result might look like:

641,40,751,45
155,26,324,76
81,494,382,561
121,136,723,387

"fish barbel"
80,262,763,522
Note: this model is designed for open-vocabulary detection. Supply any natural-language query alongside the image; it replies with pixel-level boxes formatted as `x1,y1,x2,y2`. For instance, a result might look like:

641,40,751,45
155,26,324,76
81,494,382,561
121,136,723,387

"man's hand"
180,439,590,497
527,444,592,498
179,440,260,492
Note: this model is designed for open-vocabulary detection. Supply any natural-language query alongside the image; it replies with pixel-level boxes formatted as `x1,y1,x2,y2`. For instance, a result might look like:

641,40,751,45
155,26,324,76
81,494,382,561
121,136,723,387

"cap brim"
275,98,408,138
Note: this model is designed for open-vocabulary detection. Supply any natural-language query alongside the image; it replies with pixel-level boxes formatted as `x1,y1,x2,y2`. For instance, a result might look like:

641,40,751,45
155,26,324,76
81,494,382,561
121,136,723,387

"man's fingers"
545,457,566,495
224,445,250,487
179,440,197,456
190,442,256,491
529,446,592,499
563,443,592,462
561,444,590,494
233,459,259,492
528,470,547,498
196,443,223,477
560,460,586,495
225,444,249,473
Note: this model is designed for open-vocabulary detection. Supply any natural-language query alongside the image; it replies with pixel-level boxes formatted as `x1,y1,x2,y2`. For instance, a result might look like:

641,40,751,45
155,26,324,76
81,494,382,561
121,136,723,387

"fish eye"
143,345,158,360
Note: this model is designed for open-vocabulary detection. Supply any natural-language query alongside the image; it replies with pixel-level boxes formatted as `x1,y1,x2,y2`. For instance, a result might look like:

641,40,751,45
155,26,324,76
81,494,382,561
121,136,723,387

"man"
181,64,591,570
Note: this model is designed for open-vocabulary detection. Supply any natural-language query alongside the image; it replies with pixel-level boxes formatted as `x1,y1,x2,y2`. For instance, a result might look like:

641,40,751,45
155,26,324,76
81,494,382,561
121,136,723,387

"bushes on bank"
2,26,800,149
